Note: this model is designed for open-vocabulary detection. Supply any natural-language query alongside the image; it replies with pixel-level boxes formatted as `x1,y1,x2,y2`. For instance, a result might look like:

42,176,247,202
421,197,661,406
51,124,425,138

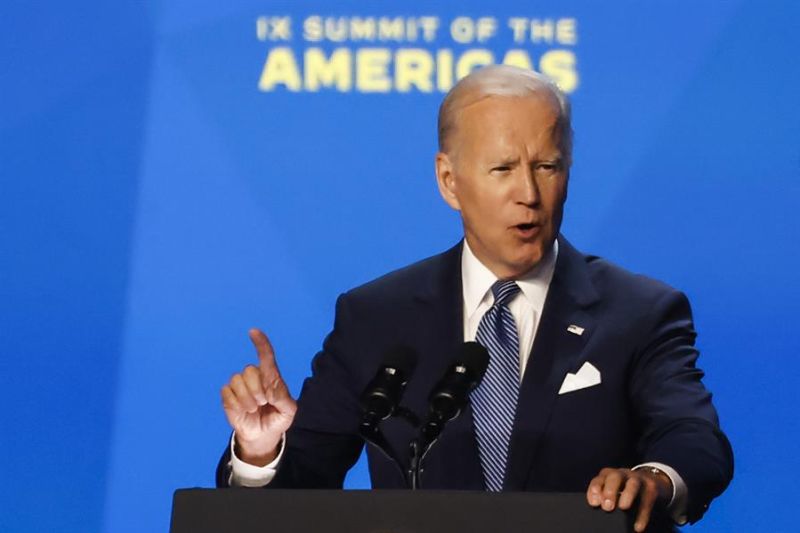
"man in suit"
217,65,733,531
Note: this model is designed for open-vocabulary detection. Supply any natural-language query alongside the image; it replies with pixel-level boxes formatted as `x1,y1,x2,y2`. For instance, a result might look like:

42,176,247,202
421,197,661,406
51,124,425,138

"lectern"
171,489,675,532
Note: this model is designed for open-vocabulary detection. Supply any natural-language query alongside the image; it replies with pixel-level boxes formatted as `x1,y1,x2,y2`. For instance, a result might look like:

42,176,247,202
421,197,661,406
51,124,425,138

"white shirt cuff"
228,433,285,487
633,462,688,525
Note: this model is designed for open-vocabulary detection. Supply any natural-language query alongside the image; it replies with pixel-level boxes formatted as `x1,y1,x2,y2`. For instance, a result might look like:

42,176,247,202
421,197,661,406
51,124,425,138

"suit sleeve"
216,293,365,488
628,289,734,523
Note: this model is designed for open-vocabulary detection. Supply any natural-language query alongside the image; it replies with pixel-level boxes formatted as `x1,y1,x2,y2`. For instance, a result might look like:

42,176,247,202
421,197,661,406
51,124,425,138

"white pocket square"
558,361,601,395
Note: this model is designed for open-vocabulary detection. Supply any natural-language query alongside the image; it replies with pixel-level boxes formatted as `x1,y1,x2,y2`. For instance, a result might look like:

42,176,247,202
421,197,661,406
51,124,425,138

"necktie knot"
491,280,520,307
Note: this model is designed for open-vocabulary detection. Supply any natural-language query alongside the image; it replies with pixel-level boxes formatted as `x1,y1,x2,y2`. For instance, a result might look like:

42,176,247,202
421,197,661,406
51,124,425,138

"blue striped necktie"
470,279,522,491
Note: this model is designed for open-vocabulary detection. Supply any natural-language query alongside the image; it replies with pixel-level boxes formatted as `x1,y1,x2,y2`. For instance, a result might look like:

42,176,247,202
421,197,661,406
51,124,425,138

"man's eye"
491,166,511,173
536,162,560,173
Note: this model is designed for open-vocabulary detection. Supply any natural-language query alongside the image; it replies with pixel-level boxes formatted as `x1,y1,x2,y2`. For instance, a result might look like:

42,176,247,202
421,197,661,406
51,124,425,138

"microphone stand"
408,439,421,489
359,407,421,489
407,412,447,490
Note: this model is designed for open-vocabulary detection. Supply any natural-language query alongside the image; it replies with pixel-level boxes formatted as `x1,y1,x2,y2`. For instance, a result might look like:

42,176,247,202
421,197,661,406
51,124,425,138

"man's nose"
517,166,540,206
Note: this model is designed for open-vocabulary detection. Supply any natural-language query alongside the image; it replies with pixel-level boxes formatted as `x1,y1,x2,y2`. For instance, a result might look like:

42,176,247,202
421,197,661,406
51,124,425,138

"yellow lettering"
501,49,534,71
395,49,434,92
557,18,577,45
456,49,494,80
324,17,348,43
378,17,405,41
356,48,392,92
530,19,555,44
304,48,352,92
419,17,440,42
539,50,578,93
450,17,474,44
255,45,580,95
507,17,527,43
476,17,497,42
350,17,377,41
406,21,418,42
256,16,268,41
258,47,302,91
436,49,454,92
303,16,323,42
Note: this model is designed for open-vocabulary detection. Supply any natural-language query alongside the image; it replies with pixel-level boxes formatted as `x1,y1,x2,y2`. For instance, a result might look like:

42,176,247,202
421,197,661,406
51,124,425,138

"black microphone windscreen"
383,344,417,379
460,341,489,380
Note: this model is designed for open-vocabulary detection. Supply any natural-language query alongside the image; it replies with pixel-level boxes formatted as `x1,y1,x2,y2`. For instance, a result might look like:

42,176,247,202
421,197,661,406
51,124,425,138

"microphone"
421,342,489,446
407,342,489,489
359,345,417,430
358,345,418,487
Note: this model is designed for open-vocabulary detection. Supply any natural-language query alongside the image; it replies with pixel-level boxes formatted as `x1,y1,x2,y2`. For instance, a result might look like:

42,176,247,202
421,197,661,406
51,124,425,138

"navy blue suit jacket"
217,236,732,523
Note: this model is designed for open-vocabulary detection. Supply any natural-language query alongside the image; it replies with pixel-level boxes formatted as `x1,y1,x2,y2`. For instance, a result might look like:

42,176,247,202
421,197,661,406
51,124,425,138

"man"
217,65,733,531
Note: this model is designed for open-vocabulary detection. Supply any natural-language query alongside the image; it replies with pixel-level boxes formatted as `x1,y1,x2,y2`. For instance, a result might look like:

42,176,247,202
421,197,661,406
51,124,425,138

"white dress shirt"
461,239,686,523
461,239,557,379
229,239,688,523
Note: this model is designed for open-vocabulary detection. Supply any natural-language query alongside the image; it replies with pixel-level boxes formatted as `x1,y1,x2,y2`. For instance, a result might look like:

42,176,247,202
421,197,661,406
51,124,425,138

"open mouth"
513,223,541,239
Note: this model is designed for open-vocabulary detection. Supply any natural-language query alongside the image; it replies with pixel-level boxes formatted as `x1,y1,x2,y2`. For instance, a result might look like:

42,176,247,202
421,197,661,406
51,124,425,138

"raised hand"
221,328,297,466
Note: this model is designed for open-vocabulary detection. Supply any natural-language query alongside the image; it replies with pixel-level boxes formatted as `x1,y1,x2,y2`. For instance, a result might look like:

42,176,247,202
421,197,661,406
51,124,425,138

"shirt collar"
461,238,559,317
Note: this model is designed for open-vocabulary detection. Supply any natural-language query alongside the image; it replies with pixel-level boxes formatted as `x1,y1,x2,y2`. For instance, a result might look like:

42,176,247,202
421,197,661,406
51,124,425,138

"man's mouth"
513,221,541,239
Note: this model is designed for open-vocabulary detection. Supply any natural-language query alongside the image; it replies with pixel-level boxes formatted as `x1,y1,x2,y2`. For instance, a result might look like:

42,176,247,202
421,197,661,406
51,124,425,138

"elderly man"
217,65,733,531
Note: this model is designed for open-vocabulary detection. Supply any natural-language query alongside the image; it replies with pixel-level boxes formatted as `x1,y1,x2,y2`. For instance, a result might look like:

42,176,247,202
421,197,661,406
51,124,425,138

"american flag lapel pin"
567,324,585,336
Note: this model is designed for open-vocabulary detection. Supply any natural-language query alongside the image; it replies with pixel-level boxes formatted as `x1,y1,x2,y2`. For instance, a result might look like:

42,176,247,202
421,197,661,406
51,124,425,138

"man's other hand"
221,328,297,466
586,467,672,532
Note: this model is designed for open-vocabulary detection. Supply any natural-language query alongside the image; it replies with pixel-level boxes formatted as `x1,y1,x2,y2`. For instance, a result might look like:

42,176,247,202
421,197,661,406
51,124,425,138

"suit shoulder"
342,244,460,305
582,253,687,305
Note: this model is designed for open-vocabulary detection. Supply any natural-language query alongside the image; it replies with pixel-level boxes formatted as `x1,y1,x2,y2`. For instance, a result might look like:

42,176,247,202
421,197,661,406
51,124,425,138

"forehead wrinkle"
456,96,562,164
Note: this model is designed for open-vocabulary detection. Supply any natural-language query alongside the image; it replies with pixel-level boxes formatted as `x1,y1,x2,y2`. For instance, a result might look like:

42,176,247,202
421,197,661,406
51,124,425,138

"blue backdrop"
2,1,799,531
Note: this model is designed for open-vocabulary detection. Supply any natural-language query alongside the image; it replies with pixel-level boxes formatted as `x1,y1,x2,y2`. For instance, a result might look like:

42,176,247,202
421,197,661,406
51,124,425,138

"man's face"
436,94,569,279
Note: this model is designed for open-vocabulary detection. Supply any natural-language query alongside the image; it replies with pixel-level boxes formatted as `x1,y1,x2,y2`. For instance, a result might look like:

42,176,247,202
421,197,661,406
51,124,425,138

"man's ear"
435,152,461,211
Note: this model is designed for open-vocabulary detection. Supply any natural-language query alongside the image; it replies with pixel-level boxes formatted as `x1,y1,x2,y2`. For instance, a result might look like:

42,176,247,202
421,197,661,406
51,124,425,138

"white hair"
437,65,573,165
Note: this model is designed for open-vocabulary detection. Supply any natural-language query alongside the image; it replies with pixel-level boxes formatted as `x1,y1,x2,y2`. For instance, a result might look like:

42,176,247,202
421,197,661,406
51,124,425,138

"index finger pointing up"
249,327,277,370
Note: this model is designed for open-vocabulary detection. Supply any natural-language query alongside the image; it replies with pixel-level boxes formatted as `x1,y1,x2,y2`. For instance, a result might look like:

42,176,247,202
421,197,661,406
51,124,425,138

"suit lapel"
410,241,485,489
404,237,600,490
504,236,599,490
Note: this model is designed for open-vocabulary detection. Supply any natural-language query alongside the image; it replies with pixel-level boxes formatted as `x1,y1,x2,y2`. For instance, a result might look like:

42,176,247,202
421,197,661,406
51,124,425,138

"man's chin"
504,244,552,277
501,258,542,279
